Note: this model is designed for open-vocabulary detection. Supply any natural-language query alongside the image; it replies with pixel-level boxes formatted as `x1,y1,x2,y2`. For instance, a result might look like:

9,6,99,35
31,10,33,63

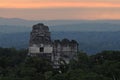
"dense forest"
0,47,120,80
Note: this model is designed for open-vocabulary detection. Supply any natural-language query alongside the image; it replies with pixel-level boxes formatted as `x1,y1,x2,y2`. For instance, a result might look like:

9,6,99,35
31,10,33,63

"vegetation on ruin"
0,47,120,80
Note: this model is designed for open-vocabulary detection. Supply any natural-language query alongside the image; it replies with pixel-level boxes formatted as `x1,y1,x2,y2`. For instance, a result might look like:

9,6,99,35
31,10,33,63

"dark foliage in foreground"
0,47,119,80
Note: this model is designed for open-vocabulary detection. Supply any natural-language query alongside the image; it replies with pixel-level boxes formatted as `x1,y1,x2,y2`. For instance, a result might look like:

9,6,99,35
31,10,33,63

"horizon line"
1,17,120,21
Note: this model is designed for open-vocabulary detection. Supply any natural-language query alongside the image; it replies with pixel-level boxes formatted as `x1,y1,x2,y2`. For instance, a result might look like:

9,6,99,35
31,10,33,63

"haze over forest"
1,17,120,32
0,18,120,54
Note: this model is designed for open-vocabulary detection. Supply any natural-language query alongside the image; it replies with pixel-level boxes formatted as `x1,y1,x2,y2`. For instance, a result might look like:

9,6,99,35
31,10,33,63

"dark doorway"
40,47,44,52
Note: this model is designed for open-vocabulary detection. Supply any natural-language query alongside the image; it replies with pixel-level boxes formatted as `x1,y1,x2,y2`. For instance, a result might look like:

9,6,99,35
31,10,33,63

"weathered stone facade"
28,23,52,60
28,23,79,68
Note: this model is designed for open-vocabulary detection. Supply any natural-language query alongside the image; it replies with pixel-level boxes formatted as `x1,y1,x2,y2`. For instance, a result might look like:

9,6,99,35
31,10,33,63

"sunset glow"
0,0,120,20
0,2,120,8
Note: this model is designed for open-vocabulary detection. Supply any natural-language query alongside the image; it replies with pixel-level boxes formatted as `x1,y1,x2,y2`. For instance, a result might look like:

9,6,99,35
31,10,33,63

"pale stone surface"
28,23,79,68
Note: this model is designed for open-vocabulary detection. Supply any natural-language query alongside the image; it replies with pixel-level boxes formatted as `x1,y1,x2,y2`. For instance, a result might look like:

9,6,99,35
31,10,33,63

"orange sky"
0,0,120,20
0,1,120,8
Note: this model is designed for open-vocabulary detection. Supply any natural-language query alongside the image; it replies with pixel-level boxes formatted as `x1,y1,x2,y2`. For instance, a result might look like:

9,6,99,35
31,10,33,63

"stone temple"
28,23,79,68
